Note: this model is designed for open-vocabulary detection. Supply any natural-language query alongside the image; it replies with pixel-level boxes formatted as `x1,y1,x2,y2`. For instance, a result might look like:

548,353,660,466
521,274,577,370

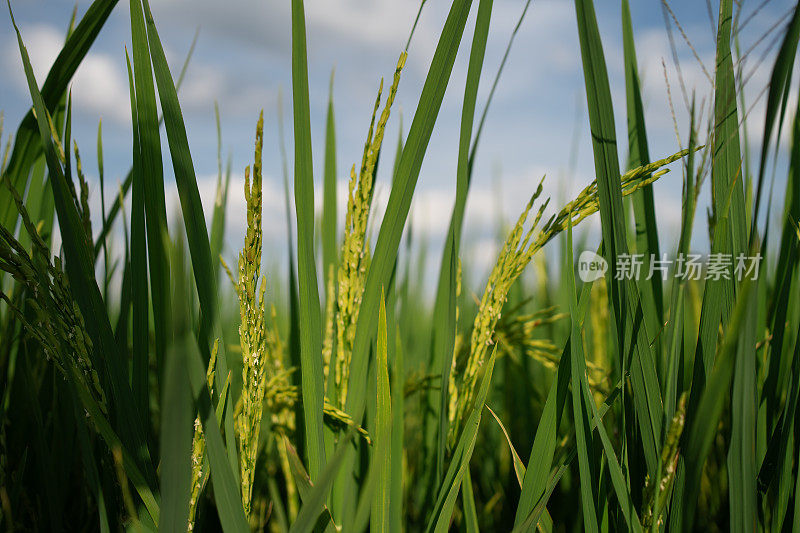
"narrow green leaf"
514,257,596,528
663,103,701,530
16,155,47,251
371,291,392,533
158,239,195,532
159,314,193,529
425,348,497,533
94,171,132,255
692,0,747,388
141,0,221,358
96,120,110,298
290,0,326,480
513,355,567,529
290,433,354,533
209,102,231,282
752,2,800,234
125,50,150,432
757,331,799,530
574,0,663,476
353,457,378,533
285,437,314,501
681,279,755,531
537,509,554,533
462,468,479,533
564,217,598,533
129,0,171,381
621,0,662,336
430,0,492,482
283,436,339,530
433,230,457,480
794,443,800,531
583,377,642,532
322,70,338,278
664,100,698,421
389,325,405,532
140,0,239,480
727,276,758,530
682,4,750,525
320,72,339,508
487,405,526,487
762,65,800,435
515,376,623,533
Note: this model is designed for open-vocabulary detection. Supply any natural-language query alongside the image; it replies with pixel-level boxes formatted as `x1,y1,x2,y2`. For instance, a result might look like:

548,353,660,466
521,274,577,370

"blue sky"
1,0,796,282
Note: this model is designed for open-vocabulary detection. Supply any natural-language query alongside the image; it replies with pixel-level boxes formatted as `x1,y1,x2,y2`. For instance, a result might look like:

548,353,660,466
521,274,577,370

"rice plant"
1,0,799,531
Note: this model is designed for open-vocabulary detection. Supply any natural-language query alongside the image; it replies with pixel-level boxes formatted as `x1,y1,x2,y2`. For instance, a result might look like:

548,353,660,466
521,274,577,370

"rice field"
1,0,799,531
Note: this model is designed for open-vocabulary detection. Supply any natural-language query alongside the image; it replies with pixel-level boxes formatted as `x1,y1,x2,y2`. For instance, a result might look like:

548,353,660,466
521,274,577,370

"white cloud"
305,0,433,51
4,23,131,123
8,24,64,80
176,61,277,115
151,0,432,53
71,53,131,123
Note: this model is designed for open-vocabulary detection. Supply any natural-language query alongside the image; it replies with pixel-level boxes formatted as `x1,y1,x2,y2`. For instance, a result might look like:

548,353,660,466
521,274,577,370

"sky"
0,0,797,286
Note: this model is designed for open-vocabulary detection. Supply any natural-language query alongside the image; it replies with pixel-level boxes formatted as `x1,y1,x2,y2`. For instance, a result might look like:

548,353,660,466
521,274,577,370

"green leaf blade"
291,0,327,481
